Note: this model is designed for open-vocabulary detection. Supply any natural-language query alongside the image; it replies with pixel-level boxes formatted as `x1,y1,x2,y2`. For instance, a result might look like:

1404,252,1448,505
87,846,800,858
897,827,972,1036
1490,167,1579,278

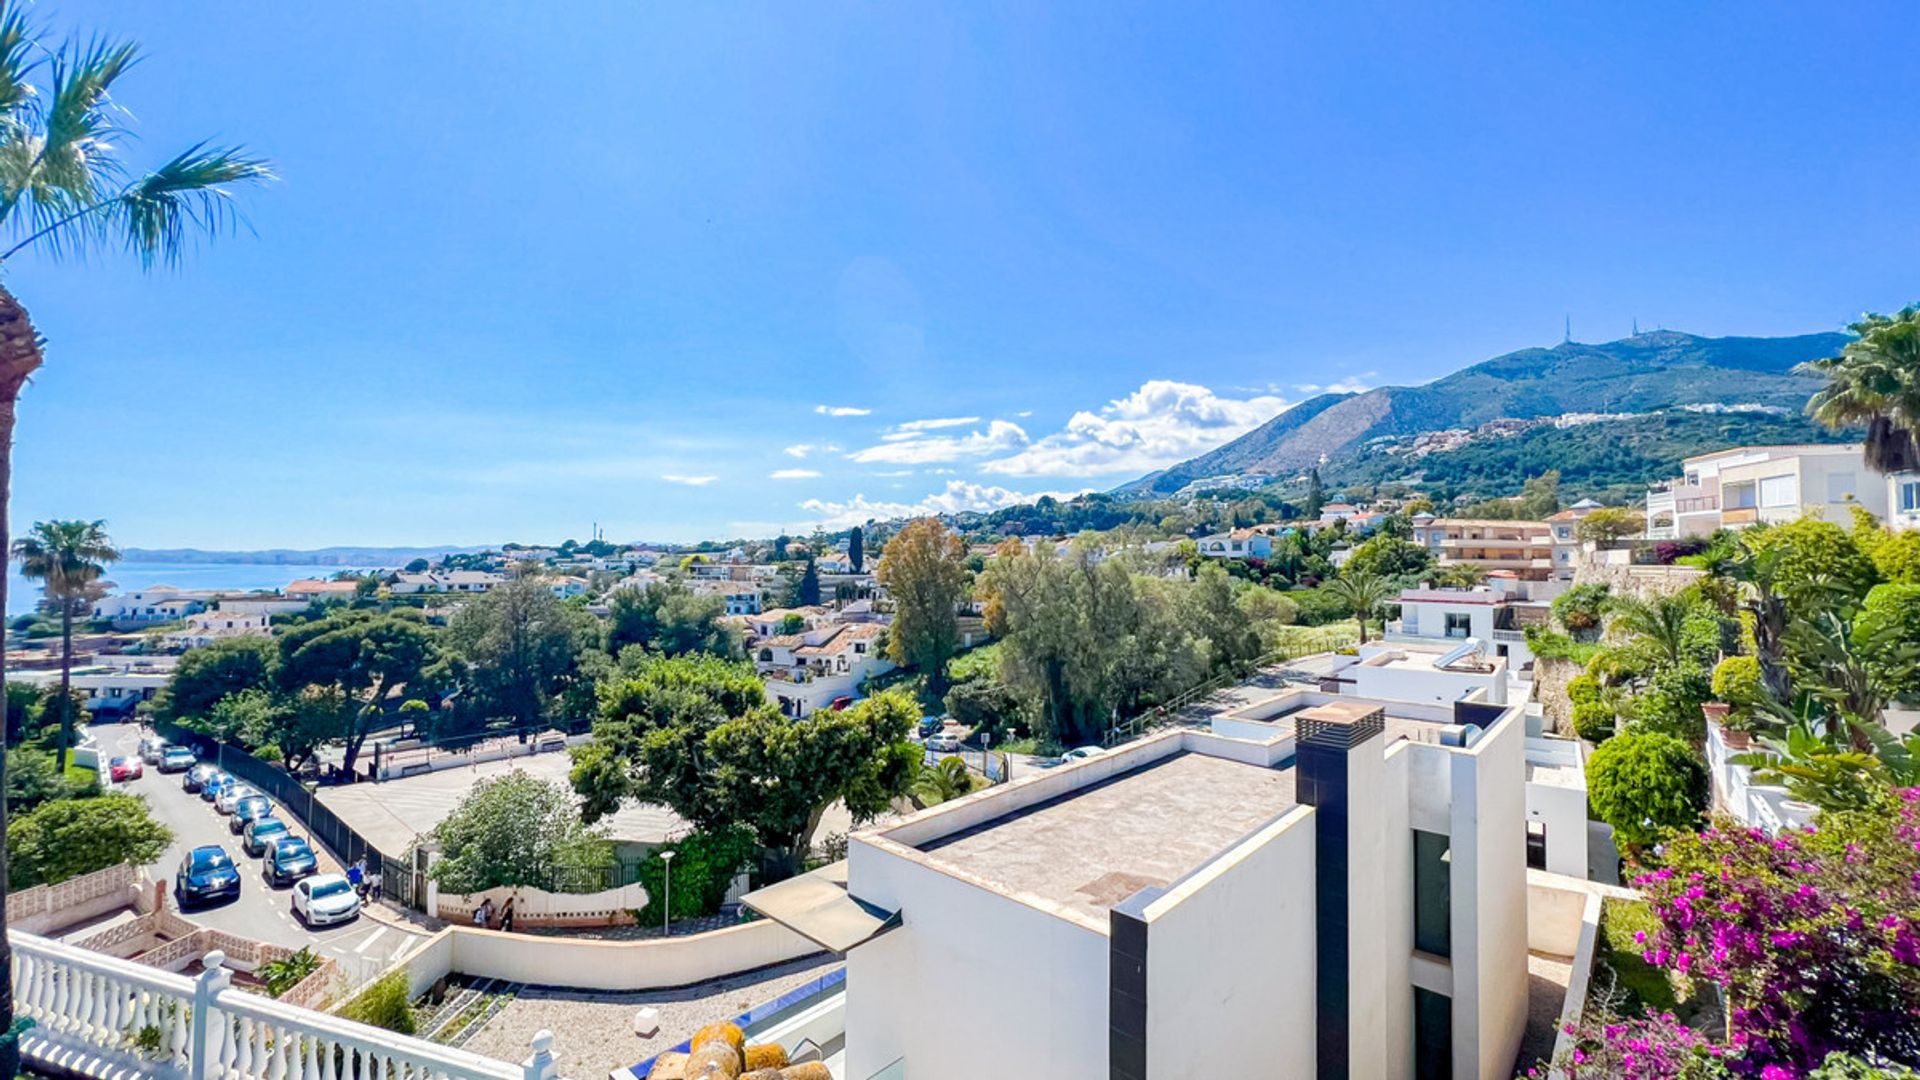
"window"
1443,613,1472,639
1901,481,1920,513
1685,472,1700,486
1725,484,1757,510
1826,472,1855,504
1414,987,1453,1080
1758,474,1798,508
1527,821,1547,870
1414,829,1451,956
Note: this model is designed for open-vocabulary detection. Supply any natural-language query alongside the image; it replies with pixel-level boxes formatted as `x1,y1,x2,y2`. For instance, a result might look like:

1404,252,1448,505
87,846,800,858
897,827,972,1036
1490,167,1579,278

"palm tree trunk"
55,605,73,772
0,282,49,1078
1355,612,1368,645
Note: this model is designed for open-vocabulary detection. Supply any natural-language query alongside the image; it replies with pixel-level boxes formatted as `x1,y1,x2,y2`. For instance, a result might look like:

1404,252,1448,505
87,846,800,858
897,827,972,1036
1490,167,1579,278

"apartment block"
1644,443,1886,539
1411,515,1560,582
748,695,1531,1080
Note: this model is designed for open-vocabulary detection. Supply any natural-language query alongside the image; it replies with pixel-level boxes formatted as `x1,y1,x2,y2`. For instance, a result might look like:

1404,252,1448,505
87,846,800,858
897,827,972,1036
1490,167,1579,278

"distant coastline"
120,546,487,567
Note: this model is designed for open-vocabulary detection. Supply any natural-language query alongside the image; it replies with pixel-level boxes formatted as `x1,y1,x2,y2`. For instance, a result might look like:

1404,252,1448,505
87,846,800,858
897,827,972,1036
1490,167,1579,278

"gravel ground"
1516,950,1575,1074
460,954,842,1080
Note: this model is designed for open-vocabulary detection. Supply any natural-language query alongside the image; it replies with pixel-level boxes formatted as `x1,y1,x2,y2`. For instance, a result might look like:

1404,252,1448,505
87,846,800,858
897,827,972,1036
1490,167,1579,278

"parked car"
139,736,168,765
926,733,962,753
262,836,318,887
201,772,235,803
107,756,143,782
215,783,258,814
229,795,273,834
1057,746,1106,764
175,846,240,908
292,873,360,927
242,817,292,857
918,716,946,739
158,746,197,773
182,764,217,793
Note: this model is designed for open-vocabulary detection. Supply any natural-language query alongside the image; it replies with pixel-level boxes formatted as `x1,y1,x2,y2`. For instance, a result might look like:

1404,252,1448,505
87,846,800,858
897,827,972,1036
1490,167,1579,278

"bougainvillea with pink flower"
1629,788,1920,1072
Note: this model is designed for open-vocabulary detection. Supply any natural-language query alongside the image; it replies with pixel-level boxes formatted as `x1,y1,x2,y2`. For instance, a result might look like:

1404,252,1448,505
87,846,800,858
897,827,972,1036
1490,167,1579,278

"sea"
7,561,380,617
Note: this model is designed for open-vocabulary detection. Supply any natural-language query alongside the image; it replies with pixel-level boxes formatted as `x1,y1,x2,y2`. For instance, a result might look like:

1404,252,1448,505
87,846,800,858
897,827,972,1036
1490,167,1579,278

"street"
94,721,430,983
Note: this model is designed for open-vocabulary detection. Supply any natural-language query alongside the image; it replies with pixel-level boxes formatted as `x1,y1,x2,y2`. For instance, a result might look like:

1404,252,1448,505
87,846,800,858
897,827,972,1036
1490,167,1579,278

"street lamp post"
659,850,675,938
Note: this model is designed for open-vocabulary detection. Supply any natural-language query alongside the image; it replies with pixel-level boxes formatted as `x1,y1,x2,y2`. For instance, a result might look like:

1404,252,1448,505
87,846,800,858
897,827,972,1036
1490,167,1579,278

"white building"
1346,639,1509,707
284,578,362,604
1386,579,1554,692
1194,528,1272,560
164,610,272,650
546,575,589,598
687,578,766,615
749,696,1531,1080
387,570,506,594
89,586,214,624
1890,470,1920,532
1644,443,1887,539
757,622,892,717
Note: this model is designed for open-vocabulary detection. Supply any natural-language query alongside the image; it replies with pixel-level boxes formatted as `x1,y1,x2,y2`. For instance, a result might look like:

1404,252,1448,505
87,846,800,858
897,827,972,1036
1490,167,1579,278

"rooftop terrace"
914,751,1296,925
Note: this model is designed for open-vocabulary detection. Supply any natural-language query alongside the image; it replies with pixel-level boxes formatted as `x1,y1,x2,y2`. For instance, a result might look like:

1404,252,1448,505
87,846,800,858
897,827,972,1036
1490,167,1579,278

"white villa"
388,570,507,594
89,585,214,624
752,620,891,718
1644,443,1887,539
164,609,272,650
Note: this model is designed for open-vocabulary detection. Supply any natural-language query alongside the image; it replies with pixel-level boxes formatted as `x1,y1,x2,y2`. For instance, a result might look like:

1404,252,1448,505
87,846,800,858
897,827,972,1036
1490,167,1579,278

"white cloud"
800,480,1075,529
784,444,815,458
891,416,980,433
870,469,916,477
1294,372,1375,395
847,419,1028,466
1015,410,1034,418
815,404,872,417
661,474,719,486
769,468,821,480
982,380,1289,478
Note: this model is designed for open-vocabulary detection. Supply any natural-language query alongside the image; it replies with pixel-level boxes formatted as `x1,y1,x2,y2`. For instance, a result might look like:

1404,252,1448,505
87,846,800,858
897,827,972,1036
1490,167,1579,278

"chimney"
1296,701,1388,1080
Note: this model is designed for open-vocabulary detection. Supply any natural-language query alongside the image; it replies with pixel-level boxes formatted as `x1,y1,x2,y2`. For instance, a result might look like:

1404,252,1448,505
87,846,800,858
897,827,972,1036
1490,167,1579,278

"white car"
215,783,259,814
926,733,963,753
292,874,361,927
1057,746,1106,765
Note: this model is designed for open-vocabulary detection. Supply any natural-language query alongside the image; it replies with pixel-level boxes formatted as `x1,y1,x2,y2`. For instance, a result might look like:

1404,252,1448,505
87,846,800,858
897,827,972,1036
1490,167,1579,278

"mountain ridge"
1117,329,1848,494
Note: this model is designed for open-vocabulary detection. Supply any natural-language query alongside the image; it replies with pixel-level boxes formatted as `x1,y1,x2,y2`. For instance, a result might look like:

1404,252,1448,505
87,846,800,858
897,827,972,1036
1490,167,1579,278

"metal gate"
381,845,428,913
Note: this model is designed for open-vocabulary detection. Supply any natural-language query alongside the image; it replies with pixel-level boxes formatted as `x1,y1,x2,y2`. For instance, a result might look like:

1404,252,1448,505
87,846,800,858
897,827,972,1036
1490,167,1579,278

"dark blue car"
262,836,318,887
175,846,240,908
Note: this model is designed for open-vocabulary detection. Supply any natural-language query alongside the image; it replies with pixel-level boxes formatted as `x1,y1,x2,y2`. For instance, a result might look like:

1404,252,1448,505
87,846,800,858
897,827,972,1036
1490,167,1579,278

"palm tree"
0,8,271,1068
1325,569,1391,644
913,755,976,807
1798,306,1920,473
1603,593,1693,667
13,520,118,770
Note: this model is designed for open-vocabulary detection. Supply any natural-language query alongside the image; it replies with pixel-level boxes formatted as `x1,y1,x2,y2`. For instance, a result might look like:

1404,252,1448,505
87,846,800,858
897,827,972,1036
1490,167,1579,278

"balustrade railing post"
521,1029,558,1080
189,949,231,1080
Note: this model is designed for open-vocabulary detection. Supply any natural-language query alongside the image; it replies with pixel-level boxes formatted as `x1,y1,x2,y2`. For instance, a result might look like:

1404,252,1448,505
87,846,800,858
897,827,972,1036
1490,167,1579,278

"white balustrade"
11,931,559,1080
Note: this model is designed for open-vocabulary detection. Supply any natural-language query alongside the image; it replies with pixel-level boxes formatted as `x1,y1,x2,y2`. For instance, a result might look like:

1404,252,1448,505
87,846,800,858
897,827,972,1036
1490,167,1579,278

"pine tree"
848,526,865,573
798,559,822,607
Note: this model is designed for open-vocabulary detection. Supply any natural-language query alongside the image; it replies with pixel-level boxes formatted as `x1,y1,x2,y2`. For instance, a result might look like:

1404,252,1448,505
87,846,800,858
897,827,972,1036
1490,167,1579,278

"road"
95,721,430,983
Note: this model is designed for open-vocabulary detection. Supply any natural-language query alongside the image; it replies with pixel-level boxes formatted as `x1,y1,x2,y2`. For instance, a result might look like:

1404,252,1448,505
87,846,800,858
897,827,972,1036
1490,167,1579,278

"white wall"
444,919,817,991
1524,738,1590,879
1350,655,1506,707
1142,807,1317,1080
845,838,1111,1080
1381,745,1416,1080
1450,712,1530,1080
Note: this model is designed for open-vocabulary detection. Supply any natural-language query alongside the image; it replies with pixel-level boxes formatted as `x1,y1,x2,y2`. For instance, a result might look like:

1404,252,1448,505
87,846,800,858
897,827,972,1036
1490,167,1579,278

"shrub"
1744,518,1881,612
1854,583,1920,705
1586,732,1707,848
337,970,415,1035
635,826,756,926
1567,673,1601,706
1524,626,1600,664
1709,655,1762,705
258,947,321,998
1594,898,1679,1013
1551,583,1612,638
1572,700,1617,742
943,678,1030,744
1630,664,1713,741
7,792,172,888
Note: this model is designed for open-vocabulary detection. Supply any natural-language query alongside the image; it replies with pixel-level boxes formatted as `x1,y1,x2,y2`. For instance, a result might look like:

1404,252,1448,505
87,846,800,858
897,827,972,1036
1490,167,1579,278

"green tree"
1799,305,1920,473
913,756,976,807
12,520,117,771
157,636,279,724
278,610,443,776
1586,731,1708,848
633,826,756,924
1185,563,1262,674
797,557,822,607
1743,518,1881,616
848,526,866,573
1342,534,1432,580
1551,583,1612,639
876,518,969,694
403,558,430,573
604,582,742,658
1574,506,1645,546
1323,569,1391,645
1603,592,1698,668
429,772,611,894
5,747,91,813
1854,583,1920,707
446,577,594,731
942,679,1030,744
6,792,171,888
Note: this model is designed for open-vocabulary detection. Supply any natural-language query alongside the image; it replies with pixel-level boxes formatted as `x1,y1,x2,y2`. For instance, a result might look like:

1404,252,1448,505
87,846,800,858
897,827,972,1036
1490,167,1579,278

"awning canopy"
742,859,900,954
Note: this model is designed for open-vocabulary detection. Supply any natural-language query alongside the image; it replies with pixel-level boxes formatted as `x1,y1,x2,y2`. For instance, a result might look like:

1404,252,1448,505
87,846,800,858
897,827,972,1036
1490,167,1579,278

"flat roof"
914,752,1296,924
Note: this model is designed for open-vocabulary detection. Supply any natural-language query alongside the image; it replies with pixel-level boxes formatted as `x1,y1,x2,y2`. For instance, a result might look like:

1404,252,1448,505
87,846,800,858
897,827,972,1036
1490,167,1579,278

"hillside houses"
387,569,507,594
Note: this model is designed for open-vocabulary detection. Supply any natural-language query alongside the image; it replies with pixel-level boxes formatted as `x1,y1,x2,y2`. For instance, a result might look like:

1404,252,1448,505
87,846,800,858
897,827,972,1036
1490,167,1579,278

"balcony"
1491,629,1526,643
1723,507,1760,525
1439,536,1549,549
12,931,556,1080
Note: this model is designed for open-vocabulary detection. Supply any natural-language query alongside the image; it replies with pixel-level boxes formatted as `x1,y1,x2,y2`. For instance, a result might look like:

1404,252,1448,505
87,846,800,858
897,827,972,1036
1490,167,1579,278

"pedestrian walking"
368,866,382,903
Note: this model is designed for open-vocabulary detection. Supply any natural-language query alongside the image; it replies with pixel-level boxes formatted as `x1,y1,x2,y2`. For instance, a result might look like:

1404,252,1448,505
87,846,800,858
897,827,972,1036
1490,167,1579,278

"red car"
108,756,143,782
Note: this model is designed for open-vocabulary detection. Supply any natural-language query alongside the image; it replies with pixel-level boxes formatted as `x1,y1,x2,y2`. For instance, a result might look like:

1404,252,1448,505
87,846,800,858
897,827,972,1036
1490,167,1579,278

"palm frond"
0,2,39,127
109,141,274,268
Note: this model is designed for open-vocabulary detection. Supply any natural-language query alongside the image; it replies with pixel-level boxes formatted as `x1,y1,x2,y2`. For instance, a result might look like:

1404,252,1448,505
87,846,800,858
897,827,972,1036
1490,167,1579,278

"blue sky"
9,2,1916,549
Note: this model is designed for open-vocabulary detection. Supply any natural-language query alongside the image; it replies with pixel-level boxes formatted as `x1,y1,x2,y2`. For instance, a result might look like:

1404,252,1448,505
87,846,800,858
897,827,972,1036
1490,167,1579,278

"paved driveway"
96,721,430,982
